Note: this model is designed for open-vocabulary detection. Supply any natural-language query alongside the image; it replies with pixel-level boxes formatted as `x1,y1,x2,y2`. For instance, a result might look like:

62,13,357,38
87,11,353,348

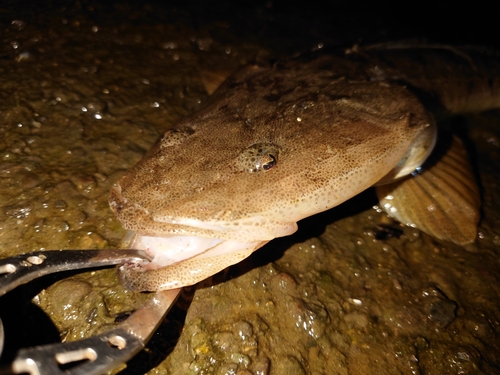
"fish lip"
152,214,299,240
153,216,239,232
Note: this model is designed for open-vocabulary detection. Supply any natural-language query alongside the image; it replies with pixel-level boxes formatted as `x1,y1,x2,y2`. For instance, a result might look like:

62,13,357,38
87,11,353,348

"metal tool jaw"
0,250,181,375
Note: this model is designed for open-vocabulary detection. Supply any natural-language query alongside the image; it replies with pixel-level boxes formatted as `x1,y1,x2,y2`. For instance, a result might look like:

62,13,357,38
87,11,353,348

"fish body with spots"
109,44,500,291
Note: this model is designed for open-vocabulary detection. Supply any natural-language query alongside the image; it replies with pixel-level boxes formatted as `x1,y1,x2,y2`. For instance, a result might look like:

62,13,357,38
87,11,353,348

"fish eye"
237,143,281,172
262,153,277,170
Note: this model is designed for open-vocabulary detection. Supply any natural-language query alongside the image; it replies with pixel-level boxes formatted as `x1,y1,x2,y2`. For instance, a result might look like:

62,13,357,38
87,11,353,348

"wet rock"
72,230,108,248
213,331,235,352
53,199,68,210
418,343,484,375
422,287,458,329
273,356,306,375
70,173,96,192
17,170,42,189
4,204,32,219
344,313,369,330
35,278,112,341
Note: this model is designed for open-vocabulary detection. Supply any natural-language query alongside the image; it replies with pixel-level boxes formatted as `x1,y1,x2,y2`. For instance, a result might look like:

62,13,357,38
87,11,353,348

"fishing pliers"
0,250,180,375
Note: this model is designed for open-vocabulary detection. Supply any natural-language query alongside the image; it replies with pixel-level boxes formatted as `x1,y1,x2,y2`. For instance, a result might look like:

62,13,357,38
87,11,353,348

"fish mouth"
121,214,297,269
123,231,256,267
111,183,296,275
118,230,269,291
111,180,297,289
109,182,298,242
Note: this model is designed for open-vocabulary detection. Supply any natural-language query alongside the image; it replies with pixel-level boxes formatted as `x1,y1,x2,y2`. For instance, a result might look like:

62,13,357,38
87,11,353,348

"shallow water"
0,1,499,374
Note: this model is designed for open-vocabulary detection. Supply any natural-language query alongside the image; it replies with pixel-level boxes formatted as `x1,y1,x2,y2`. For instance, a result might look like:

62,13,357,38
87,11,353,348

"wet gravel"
0,1,499,374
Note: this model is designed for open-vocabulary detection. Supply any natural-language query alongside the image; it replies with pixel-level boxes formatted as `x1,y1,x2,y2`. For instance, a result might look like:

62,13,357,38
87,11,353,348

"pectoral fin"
118,249,255,291
375,135,480,245
199,68,234,95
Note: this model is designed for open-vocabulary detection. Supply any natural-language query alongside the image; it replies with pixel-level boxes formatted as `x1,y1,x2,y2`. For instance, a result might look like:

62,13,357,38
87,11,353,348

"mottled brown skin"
110,53,432,239
109,45,500,291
